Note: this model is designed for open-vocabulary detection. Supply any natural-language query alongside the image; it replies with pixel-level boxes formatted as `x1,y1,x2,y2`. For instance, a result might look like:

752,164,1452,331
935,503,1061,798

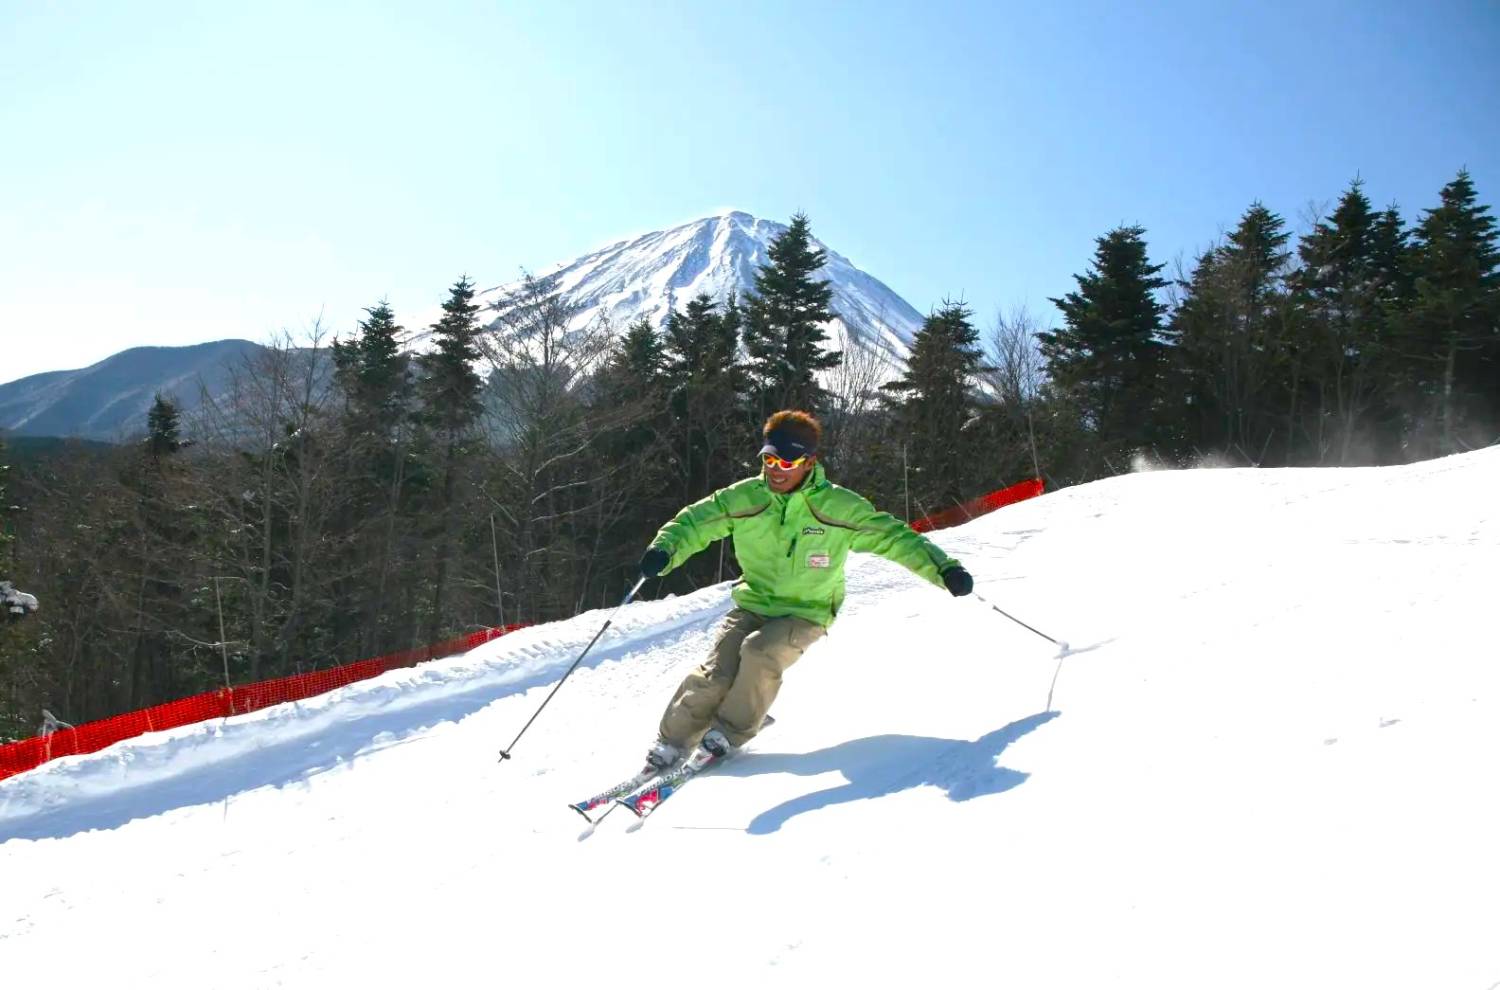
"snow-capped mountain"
474,210,924,364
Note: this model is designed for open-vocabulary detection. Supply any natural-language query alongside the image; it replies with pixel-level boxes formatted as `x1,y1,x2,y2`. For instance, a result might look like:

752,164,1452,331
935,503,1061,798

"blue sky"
2,0,1497,384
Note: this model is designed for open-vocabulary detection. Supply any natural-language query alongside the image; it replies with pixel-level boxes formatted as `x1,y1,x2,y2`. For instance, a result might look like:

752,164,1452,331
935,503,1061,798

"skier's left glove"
639,547,671,578
941,565,973,597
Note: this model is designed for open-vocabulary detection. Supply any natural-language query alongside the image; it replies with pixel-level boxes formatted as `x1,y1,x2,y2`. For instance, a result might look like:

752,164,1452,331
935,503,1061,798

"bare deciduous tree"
983,305,1048,480
477,273,616,622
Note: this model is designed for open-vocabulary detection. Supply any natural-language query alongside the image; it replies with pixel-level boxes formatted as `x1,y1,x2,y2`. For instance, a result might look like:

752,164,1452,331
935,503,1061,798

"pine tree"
1289,180,1403,464
1039,225,1171,471
416,279,484,442
661,293,753,501
1370,206,1416,314
612,316,667,388
414,277,484,638
332,300,416,654
146,393,188,461
1170,203,1294,462
585,317,673,599
593,317,668,458
743,213,841,415
124,395,201,706
881,301,984,514
333,300,410,434
1401,169,1500,454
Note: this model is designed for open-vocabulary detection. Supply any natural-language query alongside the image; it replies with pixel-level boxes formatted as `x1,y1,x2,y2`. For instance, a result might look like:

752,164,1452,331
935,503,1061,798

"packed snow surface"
3,450,1497,988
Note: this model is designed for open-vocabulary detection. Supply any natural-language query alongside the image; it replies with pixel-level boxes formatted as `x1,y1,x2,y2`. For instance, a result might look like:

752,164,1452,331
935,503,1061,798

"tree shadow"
725,710,1059,835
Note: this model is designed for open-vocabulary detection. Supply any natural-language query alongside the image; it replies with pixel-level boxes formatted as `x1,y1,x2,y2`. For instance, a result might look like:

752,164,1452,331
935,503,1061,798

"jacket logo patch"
806,553,831,569
801,526,826,536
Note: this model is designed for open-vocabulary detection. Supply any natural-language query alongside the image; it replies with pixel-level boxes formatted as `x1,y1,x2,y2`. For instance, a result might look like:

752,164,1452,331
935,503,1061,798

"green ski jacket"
649,463,961,628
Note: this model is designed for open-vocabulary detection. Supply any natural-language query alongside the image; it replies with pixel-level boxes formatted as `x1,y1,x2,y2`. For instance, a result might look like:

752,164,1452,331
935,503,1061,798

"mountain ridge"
2,212,925,440
472,210,924,364
0,339,266,442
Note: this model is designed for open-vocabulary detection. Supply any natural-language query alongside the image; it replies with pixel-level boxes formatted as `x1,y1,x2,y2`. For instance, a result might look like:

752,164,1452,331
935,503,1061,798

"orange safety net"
0,623,526,782
910,477,1045,534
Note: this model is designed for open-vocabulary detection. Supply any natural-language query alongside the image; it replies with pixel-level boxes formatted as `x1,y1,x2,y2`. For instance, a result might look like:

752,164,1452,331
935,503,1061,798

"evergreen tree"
593,316,668,461
414,277,484,637
124,395,203,706
1039,225,1171,470
1170,203,1294,462
743,213,841,414
584,318,673,599
1370,206,1416,314
612,316,667,388
333,301,410,434
332,300,416,654
416,279,484,442
1401,169,1500,454
146,393,188,461
1289,180,1399,463
661,293,753,502
881,301,984,514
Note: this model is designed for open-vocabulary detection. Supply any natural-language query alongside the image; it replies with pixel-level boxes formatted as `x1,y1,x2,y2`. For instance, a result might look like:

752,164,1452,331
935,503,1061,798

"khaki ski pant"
658,608,826,748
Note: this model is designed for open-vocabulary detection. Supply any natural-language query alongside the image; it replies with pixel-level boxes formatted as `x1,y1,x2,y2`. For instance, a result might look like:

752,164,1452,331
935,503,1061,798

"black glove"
941,565,973,597
639,547,670,578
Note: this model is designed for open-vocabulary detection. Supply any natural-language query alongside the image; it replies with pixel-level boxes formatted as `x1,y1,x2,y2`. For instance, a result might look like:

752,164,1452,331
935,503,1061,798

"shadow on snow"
724,710,1059,835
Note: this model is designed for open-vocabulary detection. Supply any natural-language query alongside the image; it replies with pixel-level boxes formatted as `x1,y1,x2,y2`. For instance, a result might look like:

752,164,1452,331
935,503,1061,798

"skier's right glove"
941,565,973,597
639,547,671,578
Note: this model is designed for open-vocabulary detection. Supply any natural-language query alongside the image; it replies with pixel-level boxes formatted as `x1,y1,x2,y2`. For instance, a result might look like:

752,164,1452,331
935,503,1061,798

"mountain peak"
476,212,922,363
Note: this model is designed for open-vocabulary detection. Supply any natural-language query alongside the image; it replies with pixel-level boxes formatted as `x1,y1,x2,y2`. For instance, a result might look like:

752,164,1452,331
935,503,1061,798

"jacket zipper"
785,492,804,560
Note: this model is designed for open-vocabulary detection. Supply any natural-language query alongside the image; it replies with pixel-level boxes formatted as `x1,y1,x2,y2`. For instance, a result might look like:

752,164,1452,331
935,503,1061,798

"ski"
568,766,663,823
584,716,774,823
614,744,726,820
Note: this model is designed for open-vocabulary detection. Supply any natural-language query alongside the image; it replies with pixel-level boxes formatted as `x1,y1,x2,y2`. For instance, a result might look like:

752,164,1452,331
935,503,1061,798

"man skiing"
637,409,973,769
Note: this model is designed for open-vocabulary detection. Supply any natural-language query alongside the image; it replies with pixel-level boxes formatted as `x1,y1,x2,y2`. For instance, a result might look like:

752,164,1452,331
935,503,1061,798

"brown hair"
763,409,822,448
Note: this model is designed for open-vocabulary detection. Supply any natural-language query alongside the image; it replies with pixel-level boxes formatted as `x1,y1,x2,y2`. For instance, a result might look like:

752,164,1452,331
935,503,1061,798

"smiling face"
763,453,816,494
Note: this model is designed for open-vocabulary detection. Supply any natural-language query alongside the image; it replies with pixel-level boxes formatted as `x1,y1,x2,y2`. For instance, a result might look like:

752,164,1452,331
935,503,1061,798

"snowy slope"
471,210,924,364
2,451,1497,988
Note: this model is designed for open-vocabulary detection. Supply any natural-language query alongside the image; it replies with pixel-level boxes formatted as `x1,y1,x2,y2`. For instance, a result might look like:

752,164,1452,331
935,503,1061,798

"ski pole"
972,591,1070,657
498,575,647,763
973,591,1072,711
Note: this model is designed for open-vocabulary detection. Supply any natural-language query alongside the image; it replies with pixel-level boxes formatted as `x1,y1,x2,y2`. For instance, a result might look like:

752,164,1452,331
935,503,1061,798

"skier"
637,409,973,768
1,580,39,621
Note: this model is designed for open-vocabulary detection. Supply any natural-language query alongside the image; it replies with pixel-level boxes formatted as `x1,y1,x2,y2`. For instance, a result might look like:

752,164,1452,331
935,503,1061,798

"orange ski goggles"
761,452,808,470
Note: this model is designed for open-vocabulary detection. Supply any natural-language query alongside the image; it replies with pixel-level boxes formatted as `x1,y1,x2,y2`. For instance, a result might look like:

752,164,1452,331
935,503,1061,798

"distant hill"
0,340,265,442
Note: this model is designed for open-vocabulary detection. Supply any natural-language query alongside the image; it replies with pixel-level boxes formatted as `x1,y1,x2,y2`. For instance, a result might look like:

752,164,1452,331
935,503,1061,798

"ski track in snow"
2,449,1497,988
